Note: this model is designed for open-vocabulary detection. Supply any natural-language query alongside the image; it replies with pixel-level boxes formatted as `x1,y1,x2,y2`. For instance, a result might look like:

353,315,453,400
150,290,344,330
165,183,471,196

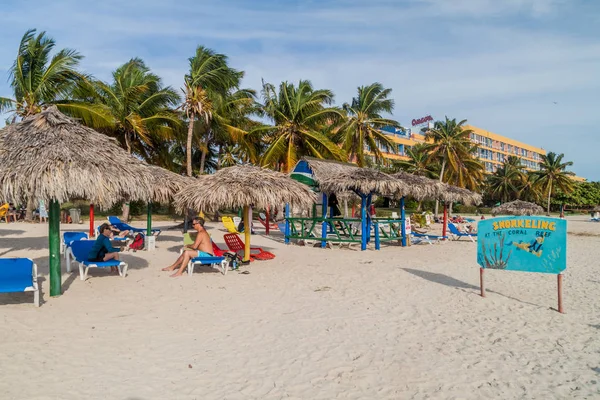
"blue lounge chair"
68,240,129,281
62,231,88,255
187,255,228,276
107,216,161,236
412,231,448,242
447,223,476,242
0,258,40,306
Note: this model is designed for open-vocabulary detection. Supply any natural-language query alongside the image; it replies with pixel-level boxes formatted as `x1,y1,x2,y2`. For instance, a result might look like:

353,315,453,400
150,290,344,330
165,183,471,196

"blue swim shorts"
197,251,213,257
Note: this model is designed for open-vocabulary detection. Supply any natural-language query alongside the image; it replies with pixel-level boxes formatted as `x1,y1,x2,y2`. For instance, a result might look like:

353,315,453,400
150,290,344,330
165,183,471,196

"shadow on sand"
402,268,545,308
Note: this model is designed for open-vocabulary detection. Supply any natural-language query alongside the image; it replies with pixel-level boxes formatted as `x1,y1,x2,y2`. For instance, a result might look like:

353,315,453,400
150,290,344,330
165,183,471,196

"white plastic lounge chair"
69,240,128,281
187,256,228,276
0,258,40,306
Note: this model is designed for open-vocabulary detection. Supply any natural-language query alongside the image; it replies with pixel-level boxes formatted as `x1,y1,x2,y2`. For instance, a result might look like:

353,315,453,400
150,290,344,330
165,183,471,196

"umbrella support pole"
49,199,61,297
400,196,407,247
480,268,485,297
147,202,152,236
442,204,448,238
243,206,251,262
89,203,95,237
558,274,564,313
284,203,290,245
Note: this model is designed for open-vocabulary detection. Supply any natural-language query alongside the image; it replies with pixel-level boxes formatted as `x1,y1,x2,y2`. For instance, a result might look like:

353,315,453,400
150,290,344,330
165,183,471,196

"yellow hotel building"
379,124,546,173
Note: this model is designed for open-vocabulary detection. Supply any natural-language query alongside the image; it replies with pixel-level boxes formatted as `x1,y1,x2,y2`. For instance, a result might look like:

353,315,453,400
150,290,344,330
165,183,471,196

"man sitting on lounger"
163,217,213,277
88,223,128,274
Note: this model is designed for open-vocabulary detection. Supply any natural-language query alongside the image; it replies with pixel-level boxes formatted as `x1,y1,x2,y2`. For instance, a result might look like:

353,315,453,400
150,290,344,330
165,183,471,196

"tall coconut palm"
0,29,109,126
259,80,346,172
531,152,575,213
74,58,180,220
486,156,525,203
425,117,475,214
334,83,400,166
76,58,181,156
180,46,242,176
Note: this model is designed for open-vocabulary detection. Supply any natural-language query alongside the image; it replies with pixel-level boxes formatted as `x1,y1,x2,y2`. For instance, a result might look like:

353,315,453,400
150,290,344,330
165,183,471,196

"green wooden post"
49,199,61,296
146,201,152,236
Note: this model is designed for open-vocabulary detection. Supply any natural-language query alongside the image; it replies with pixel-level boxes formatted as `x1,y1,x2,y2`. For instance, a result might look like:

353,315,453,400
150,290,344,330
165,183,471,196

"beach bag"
129,233,144,251
223,252,242,270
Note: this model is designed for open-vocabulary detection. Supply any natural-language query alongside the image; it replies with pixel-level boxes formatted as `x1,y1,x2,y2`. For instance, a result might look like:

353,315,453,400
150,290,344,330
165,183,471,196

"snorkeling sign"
477,216,567,312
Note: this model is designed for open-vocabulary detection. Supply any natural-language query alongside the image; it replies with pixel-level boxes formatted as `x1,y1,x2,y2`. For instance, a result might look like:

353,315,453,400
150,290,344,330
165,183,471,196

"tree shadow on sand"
0,228,26,236
402,268,545,308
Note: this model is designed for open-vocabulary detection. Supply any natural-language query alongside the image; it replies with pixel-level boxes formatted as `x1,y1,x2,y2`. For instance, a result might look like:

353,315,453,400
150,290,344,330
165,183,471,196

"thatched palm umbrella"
390,171,441,201
433,183,482,238
0,107,155,296
491,200,544,216
174,165,316,261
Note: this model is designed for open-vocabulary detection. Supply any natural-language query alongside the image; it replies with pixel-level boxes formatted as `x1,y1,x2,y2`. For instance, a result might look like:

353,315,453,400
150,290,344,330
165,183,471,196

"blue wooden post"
366,193,373,243
361,194,367,251
321,192,328,248
400,196,407,247
284,203,290,245
374,222,380,250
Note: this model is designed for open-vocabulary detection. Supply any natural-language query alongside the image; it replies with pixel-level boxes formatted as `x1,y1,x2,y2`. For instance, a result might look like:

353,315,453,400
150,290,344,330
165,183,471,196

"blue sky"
1,0,599,179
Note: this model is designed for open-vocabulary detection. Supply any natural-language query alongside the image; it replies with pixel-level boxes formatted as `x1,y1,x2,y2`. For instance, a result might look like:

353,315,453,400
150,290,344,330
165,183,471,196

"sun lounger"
223,233,275,260
187,255,228,276
0,258,40,306
0,204,9,223
68,240,128,280
107,216,161,236
412,231,447,242
221,216,241,234
62,231,89,254
258,212,278,230
447,223,476,242
409,232,433,245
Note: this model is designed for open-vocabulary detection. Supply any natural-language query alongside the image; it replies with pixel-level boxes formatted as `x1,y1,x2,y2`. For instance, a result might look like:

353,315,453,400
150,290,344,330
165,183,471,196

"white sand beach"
1,217,599,399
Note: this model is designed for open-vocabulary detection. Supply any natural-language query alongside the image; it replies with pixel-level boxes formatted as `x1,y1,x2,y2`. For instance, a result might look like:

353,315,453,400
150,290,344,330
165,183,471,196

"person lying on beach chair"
88,223,129,274
108,224,130,238
163,217,214,277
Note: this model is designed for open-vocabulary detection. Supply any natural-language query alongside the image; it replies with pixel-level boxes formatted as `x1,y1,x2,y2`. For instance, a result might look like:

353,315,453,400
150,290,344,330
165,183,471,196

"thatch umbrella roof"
437,183,482,206
391,171,441,201
174,165,317,213
491,200,544,216
0,107,154,207
318,167,410,197
146,165,195,204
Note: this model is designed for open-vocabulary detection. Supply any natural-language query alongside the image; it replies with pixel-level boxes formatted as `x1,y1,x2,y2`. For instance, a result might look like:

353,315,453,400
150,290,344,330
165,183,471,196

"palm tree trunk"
434,159,447,216
199,145,207,175
25,197,35,221
546,179,553,215
186,111,195,177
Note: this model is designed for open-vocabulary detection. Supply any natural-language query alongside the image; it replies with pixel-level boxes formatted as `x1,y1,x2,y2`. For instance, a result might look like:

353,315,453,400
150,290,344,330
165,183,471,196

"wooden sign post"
477,216,567,313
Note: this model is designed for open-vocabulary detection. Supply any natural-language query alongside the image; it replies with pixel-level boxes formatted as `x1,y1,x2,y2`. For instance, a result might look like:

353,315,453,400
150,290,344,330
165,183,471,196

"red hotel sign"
412,115,433,126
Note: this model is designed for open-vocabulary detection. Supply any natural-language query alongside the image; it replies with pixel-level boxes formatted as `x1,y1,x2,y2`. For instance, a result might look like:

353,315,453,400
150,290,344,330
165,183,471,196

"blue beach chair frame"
0,258,40,306
108,216,161,236
447,223,476,242
68,240,129,281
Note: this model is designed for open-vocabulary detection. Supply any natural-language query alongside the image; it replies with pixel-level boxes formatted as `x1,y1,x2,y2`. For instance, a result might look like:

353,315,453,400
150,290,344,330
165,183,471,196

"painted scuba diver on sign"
508,235,545,257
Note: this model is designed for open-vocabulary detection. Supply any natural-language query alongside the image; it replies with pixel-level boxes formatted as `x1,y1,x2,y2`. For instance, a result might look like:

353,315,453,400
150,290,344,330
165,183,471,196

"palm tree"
334,83,400,166
76,58,181,156
486,156,526,203
531,152,575,214
180,46,242,176
74,58,180,220
259,80,346,172
424,117,476,214
0,29,108,127
393,143,439,178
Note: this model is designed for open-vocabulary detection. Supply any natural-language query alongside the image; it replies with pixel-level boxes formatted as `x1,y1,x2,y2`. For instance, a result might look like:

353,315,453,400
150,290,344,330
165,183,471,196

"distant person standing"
38,200,48,223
